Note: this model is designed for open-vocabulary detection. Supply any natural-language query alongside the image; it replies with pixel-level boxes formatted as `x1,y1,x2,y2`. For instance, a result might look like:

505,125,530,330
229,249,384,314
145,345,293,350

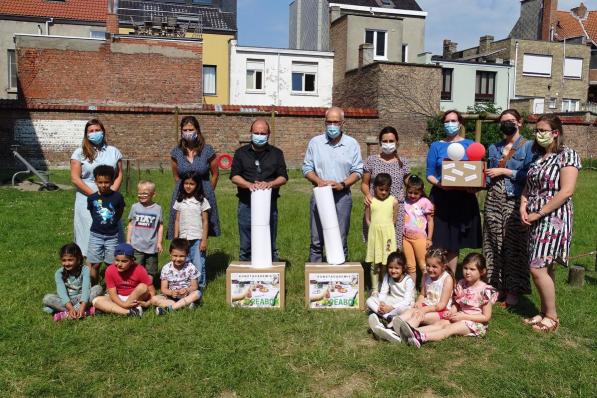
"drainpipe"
513,41,519,99
276,51,281,106
45,17,53,35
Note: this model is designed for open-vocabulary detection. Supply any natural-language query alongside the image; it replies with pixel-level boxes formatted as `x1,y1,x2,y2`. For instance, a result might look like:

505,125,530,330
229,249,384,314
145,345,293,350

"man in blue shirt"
302,107,363,263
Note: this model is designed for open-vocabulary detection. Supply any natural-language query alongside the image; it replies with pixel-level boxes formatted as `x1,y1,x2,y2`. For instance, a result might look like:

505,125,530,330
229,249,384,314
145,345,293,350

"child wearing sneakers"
151,238,202,315
42,243,103,321
127,180,163,287
92,243,155,317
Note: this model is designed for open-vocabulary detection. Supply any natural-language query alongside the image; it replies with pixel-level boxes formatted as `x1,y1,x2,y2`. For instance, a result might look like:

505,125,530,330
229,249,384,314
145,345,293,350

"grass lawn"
0,168,595,398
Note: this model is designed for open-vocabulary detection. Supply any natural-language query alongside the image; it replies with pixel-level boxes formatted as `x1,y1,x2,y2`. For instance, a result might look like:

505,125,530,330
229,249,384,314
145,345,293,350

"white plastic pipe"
313,186,345,265
251,189,272,267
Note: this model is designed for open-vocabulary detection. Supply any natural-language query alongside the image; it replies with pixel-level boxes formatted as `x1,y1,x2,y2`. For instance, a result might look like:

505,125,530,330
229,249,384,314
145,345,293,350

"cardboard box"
441,160,486,188
226,262,285,308
305,263,365,310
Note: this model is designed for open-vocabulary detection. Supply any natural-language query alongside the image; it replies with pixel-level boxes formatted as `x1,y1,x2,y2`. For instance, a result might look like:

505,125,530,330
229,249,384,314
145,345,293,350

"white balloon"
447,142,465,161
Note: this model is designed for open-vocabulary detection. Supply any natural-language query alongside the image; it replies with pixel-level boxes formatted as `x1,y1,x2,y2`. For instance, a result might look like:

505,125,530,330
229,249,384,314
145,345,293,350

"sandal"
523,313,544,326
532,316,560,333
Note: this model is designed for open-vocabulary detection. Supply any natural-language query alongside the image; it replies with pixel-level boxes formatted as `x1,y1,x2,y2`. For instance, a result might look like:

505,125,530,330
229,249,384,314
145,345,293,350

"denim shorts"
87,232,120,264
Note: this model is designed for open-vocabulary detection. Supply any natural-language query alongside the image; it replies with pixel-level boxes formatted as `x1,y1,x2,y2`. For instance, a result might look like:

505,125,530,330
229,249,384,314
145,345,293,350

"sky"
237,0,594,54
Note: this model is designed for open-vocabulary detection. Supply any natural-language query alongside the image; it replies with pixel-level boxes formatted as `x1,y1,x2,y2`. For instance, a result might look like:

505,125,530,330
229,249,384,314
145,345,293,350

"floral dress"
453,280,498,337
167,145,220,240
363,155,410,248
525,147,581,268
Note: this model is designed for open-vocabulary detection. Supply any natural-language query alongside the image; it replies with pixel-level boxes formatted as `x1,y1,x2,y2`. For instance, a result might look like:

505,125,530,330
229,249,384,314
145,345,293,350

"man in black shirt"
230,118,288,261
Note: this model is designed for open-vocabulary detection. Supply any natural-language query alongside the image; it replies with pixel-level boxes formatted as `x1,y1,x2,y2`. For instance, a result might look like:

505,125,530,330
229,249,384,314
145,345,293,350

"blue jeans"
238,200,279,262
309,190,352,263
187,239,206,289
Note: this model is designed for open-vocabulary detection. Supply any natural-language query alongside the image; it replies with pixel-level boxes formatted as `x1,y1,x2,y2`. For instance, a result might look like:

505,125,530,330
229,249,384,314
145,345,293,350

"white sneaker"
372,326,402,343
368,313,383,330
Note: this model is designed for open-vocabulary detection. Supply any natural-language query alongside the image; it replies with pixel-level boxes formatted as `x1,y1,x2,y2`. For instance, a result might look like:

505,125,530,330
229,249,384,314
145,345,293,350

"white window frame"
561,98,579,112
246,59,264,92
7,49,17,91
203,65,216,96
548,98,557,109
365,29,388,60
401,43,408,63
89,30,106,39
522,54,552,77
563,57,583,79
291,62,318,94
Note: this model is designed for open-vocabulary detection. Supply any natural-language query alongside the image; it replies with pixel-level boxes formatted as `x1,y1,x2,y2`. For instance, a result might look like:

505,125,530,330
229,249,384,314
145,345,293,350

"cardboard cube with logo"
226,262,286,308
305,263,365,310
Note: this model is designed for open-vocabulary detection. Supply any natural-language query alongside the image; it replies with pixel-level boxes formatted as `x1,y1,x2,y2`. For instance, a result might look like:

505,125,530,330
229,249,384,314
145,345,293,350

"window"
7,49,17,90
561,98,579,112
475,71,496,102
89,31,105,39
246,59,264,91
548,98,557,109
401,44,408,63
203,65,216,95
365,30,387,59
292,62,317,93
522,54,552,77
564,57,583,79
441,68,452,101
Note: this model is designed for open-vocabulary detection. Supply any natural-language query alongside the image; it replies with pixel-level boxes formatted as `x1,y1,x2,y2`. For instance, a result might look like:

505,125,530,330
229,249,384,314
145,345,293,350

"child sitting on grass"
42,243,103,321
92,243,155,317
151,238,202,315
395,253,498,347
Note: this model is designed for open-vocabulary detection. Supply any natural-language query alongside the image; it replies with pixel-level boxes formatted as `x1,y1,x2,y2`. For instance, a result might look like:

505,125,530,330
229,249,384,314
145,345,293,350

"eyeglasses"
325,120,342,125
533,128,554,134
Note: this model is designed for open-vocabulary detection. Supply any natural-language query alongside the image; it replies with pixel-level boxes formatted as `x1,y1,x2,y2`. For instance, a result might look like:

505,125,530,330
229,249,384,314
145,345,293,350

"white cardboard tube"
313,186,345,265
251,189,272,267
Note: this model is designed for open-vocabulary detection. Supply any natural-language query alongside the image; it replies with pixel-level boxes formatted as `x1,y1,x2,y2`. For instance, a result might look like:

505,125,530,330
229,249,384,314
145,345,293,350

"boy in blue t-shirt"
87,165,125,283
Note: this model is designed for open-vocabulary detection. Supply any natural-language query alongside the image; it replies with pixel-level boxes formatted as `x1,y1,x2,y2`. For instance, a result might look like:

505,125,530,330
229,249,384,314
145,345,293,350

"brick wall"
14,34,203,108
330,16,348,84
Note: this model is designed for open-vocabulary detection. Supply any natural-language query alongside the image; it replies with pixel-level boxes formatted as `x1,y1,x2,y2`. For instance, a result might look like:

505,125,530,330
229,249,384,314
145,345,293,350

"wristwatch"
340,181,347,190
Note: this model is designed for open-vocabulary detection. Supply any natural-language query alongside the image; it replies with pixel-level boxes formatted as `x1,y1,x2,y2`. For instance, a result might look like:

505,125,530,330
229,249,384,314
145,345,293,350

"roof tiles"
0,0,107,22
555,10,597,43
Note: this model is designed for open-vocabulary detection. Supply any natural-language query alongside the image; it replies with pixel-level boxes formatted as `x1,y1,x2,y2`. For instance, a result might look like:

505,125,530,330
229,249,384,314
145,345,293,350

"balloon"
447,142,465,161
466,142,486,161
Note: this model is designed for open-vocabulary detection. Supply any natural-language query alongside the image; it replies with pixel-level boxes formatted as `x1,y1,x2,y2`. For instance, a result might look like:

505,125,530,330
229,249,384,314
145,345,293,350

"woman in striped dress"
483,109,536,307
520,114,581,333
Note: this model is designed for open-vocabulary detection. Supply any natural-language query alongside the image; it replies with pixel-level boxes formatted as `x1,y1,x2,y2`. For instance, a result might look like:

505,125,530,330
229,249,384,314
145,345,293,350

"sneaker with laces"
86,306,96,317
53,311,69,322
155,307,166,316
368,313,383,331
372,326,402,343
393,317,421,348
128,307,143,317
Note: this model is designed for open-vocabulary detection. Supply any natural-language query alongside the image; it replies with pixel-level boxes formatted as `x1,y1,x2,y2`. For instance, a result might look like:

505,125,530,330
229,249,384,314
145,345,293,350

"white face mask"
381,142,396,154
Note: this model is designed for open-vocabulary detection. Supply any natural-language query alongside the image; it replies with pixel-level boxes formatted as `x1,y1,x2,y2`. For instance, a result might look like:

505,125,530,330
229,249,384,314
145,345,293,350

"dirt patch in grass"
316,372,371,398
1,180,71,191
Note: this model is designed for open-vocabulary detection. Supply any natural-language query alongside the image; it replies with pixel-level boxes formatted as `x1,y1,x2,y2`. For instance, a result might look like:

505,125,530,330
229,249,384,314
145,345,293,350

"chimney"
479,35,494,54
541,0,558,41
106,0,119,36
571,2,588,19
443,39,457,59
358,43,374,69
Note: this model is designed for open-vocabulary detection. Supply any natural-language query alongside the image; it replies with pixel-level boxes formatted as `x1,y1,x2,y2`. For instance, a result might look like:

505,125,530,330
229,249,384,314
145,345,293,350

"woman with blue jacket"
483,109,536,307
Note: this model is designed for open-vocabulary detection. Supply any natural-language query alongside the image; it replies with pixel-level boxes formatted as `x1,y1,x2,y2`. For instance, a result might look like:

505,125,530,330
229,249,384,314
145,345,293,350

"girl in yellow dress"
365,173,399,293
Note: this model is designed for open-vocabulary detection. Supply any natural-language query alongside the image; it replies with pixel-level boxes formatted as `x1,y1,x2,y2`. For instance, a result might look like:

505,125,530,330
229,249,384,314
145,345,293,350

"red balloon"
466,142,486,161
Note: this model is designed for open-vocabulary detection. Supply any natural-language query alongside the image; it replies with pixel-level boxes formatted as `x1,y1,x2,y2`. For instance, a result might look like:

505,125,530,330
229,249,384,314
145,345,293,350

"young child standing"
42,243,103,321
395,248,454,330
92,243,155,317
403,175,434,285
396,253,498,347
127,180,163,287
367,251,416,343
87,165,125,283
151,238,202,314
173,172,210,290
365,173,399,294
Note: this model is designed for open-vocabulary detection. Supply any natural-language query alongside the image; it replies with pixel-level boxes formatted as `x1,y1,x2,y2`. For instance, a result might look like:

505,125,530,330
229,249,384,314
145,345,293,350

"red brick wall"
15,35,202,108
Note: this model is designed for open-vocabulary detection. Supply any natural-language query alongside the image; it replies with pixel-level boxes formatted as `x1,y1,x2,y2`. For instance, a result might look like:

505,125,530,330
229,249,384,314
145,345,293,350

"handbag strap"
498,138,526,168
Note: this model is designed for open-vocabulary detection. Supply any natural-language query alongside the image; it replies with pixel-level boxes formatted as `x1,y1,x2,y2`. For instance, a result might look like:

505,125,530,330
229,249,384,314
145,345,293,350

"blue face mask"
251,133,268,147
87,131,104,145
443,122,460,136
326,125,341,140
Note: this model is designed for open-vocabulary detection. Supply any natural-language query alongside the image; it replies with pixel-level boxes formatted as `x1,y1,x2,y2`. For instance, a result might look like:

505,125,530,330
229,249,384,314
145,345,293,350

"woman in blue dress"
426,110,482,273
167,116,220,240
70,119,123,256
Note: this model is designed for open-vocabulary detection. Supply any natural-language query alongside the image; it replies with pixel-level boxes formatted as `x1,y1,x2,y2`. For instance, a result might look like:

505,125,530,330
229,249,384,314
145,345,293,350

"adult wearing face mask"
520,114,581,333
361,126,410,250
70,119,123,256
230,118,288,261
426,109,482,274
303,106,364,263
483,109,536,308
167,116,220,240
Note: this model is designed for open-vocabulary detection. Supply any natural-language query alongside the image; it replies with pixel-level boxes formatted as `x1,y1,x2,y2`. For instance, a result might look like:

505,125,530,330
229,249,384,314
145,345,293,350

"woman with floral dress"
167,116,220,240
361,126,410,250
520,114,581,333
